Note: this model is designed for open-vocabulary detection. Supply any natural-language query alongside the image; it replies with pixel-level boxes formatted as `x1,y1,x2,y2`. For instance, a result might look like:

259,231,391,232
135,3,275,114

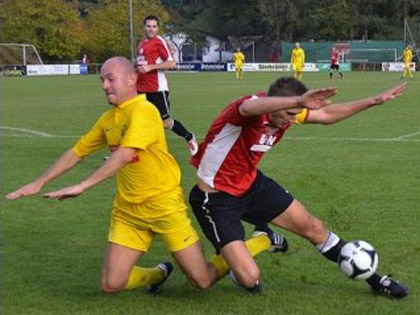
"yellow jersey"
291,48,305,65
233,52,245,65
403,48,413,63
73,94,181,204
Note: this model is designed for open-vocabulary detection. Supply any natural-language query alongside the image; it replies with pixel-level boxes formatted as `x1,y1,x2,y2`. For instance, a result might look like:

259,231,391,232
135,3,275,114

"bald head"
102,57,136,76
100,57,137,106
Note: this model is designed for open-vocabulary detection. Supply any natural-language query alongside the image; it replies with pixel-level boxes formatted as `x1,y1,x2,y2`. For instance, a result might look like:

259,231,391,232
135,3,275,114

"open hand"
6,182,42,200
371,83,407,106
43,184,85,201
300,87,338,110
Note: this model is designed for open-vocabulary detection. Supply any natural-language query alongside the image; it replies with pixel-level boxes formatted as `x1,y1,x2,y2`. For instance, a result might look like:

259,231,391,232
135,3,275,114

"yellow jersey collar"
117,94,147,109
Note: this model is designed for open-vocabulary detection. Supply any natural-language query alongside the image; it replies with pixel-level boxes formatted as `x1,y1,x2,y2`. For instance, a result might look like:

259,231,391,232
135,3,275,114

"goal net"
0,43,43,65
345,48,397,63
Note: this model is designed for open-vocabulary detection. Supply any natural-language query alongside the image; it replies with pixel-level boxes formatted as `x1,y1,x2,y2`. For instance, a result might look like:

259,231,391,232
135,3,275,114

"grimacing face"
268,108,303,127
145,19,159,38
100,62,135,106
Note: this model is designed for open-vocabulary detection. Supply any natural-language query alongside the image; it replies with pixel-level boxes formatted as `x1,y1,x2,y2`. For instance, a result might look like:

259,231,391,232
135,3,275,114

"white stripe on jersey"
157,36,174,61
156,36,172,91
197,123,242,188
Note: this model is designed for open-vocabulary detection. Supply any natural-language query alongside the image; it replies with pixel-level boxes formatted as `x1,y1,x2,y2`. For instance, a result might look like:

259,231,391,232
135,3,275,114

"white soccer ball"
338,240,379,280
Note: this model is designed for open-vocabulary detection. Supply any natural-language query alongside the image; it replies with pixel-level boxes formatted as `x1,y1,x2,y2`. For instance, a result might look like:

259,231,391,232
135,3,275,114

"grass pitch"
1,71,420,314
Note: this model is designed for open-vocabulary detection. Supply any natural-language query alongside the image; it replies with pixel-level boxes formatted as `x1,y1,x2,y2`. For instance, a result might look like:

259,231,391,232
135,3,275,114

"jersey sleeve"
295,108,309,124
120,104,159,150
158,38,174,62
73,115,107,157
224,95,261,126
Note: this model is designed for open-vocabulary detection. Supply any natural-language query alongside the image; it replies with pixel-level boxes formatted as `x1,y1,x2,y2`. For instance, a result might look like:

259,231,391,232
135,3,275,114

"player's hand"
43,184,85,201
6,182,43,200
370,83,407,106
299,87,338,110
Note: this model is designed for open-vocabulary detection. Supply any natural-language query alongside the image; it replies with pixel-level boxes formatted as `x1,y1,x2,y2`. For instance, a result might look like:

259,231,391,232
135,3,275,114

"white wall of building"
164,33,233,63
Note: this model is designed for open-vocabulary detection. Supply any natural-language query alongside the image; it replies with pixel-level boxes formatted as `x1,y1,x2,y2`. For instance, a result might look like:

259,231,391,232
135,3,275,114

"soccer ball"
338,240,379,280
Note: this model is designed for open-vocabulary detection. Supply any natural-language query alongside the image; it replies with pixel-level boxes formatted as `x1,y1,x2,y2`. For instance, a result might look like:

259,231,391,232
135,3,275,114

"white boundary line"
1,126,420,142
0,126,55,137
394,130,420,140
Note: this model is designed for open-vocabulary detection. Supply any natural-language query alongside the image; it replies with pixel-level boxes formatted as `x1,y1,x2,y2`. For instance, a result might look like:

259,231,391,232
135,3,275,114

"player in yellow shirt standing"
402,45,414,79
291,42,305,81
232,47,245,80
8,57,278,294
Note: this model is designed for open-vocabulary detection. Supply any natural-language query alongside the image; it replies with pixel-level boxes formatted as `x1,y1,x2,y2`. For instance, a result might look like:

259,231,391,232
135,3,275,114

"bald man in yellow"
291,42,305,81
232,47,245,80
7,56,272,294
402,45,414,79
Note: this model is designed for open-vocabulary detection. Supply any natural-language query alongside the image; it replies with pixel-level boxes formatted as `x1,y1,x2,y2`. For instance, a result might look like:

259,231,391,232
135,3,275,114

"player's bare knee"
101,276,126,293
191,276,213,290
235,267,260,288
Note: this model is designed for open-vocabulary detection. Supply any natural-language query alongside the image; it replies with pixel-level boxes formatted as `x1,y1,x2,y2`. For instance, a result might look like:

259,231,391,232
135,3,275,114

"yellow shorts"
292,63,303,72
235,63,243,71
108,190,199,253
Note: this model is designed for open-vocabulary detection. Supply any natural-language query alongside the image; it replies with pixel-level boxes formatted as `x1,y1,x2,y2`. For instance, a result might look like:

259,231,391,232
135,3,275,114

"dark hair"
143,15,160,26
267,77,308,97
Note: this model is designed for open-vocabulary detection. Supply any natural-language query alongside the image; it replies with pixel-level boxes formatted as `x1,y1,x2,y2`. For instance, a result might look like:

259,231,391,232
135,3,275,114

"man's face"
268,108,303,127
100,62,135,106
144,19,159,38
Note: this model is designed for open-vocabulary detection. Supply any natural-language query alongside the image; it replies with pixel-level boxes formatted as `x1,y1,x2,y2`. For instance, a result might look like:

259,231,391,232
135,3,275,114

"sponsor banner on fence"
4,66,27,76
80,63,88,74
27,64,70,76
227,63,260,72
70,64,81,74
318,63,351,72
303,63,319,72
382,62,416,72
174,63,201,71
201,63,226,71
227,63,320,72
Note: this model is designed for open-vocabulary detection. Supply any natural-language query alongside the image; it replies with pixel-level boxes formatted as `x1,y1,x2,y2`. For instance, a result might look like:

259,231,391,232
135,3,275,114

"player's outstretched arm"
239,87,337,117
43,147,136,200
305,83,407,124
6,149,82,200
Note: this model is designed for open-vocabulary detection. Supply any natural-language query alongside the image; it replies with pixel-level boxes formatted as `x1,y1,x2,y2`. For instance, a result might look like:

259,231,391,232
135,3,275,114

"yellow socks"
124,266,163,290
246,234,271,256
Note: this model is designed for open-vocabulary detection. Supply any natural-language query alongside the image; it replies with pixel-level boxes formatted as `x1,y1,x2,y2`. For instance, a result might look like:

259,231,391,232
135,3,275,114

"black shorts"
141,91,171,120
189,171,294,253
330,64,340,70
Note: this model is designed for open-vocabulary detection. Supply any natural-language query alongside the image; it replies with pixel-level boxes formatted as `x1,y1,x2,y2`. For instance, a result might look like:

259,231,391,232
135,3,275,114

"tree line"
1,0,420,63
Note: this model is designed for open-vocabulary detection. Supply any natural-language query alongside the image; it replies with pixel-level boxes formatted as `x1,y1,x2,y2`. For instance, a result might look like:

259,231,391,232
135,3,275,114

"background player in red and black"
330,47,343,79
137,15,198,156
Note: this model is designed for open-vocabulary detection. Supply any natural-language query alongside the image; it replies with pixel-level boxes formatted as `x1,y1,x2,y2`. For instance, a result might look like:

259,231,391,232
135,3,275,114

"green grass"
1,72,420,314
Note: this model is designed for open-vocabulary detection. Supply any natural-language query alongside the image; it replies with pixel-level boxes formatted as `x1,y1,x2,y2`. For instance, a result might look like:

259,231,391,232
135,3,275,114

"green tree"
84,0,169,62
0,0,85,62
312,0,352,40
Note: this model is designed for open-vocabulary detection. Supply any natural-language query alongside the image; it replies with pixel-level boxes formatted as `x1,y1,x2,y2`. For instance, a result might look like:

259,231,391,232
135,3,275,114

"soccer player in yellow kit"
232,48,245,80
291,42,305,81
402,45,414,79
6,57,274,294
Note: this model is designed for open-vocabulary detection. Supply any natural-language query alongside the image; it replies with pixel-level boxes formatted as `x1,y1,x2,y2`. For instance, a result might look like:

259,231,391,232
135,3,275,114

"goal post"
345,48,398,63
0,43,43,65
